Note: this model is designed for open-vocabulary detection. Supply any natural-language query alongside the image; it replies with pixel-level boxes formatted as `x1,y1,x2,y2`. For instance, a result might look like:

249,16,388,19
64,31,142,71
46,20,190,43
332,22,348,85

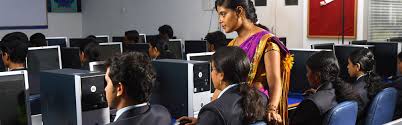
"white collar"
114,103,148,122
217,84,238,99
356,74,366,81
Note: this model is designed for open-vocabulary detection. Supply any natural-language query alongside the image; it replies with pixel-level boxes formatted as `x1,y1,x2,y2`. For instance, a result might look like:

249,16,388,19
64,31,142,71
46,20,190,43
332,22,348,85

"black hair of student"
148,36,175,59
349,48,384,99
1,32,29,43
215,0,256,23
205,31,228,50
306,51,360,102
29,33,47,47
158,25,174,39
398,51,402,61
105,52,156,103
211,46,265,124
0,39,28,64
86,35,97,40
82,41,100,63
125,30,140,43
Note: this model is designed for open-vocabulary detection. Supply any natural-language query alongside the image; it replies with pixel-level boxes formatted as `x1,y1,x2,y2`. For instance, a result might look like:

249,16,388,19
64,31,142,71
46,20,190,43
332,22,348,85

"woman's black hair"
148,36,175,59
211,46,265,124
306,51,360,102
215,0,269,31
348,48,384,99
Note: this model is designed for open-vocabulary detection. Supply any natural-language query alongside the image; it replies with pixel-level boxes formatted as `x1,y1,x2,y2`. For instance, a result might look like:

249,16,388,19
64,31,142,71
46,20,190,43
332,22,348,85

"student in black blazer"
104,52,171,125
291,51,360,125
178,46,268,125
347,48,384,123
0,32,28,71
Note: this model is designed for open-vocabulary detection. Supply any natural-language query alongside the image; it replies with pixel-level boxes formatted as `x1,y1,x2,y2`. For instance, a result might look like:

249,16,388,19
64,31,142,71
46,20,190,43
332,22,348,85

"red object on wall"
308,0,357,38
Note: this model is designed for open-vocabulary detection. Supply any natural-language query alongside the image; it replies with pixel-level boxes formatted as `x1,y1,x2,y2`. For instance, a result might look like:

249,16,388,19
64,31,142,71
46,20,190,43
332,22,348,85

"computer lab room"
0,0,401,125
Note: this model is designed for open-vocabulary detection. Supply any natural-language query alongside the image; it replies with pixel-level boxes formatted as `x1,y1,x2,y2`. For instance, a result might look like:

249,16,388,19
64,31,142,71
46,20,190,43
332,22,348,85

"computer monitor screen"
0,71,30,125
112,36,124,42
289,49,325,93
186,52,214,62
98,43,122,61
167,39,183,59
146,35,158,43
138,34,146,43
89,61,106,72
27,46,62,94
123,43,149,54
95,35,109,43
311,43,335,50
334,45,374,81
46,37,67,47
61,47,81,69
69,38,90,48
185,40,207,54
369,42,399,78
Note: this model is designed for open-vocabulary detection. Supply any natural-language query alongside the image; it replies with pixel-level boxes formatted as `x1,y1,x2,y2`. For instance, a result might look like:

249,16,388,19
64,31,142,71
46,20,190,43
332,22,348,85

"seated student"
124,30,140,44
79,39,100,70
148,36,176,59
347,48,384,122
205,31,227,52
86,35,97,40
178,46,268,125
105,52,171,125
0,33,28,71
291,51,360,125
388,52,402,119
29,33,47,47
0,37,28,71
158,24,176,40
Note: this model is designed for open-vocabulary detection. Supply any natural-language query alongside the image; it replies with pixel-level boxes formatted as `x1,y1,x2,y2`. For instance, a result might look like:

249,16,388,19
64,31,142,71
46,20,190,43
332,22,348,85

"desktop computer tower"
40,69,109,125
151,59,211,118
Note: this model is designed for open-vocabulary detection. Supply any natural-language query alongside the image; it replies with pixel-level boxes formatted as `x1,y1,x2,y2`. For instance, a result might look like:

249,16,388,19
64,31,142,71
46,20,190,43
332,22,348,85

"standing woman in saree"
213,0,294,124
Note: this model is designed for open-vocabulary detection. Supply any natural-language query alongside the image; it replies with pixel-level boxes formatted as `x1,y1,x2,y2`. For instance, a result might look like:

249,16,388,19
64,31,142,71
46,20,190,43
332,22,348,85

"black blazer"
291,82,338,125
197,85,268,125
351,76,370,122
107,104,171,125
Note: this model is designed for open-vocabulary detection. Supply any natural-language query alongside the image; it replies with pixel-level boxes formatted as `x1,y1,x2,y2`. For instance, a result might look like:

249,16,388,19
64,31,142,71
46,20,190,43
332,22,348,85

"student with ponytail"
291,51,360,125
178,46,268,125
213,0,293,124
347,48,384,122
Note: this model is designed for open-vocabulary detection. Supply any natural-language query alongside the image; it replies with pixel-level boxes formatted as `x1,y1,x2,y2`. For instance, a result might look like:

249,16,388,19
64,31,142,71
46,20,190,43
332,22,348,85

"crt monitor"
146,35,158,43
350,40,368,45
186,52,214,61
334,45,375,81
95,35,109,43
0,70,30,125
112,36,124,42
123,43,149,53
168,39,184,59
185,40,208,54
368,42,400,78
138,34,147,43
46,37,68,47
311,43,335,50
69,38,90,48
61,47,81,69
289,49,330,93
98,42,123,61
27,46,62,95
89,61,106,72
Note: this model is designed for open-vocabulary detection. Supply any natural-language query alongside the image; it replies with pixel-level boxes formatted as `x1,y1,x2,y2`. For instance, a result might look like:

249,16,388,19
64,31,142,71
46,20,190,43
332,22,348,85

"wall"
0,13,83,39
81,0,220,40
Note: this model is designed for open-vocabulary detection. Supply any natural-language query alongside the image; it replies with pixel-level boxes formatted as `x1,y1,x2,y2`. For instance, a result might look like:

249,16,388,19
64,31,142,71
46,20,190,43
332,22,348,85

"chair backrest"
323,101,358,125
365,87,398,125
